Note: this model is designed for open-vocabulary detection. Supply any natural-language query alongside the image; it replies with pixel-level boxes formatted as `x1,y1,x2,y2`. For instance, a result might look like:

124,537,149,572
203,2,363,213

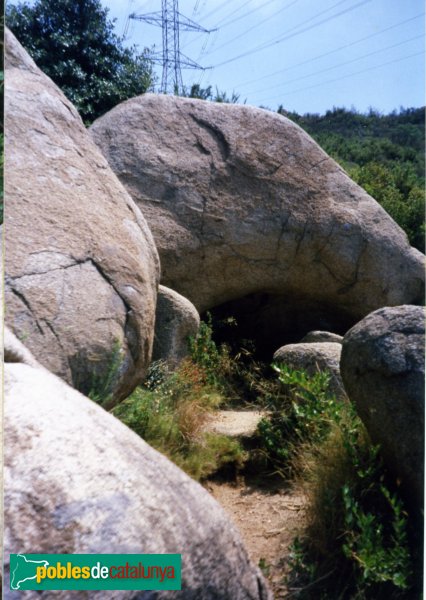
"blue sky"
103,0,425,114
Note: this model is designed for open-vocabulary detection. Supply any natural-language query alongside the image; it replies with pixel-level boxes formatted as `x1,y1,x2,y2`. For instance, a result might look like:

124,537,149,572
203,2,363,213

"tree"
186,83,243,104
284,106,425,251
6,0,155,123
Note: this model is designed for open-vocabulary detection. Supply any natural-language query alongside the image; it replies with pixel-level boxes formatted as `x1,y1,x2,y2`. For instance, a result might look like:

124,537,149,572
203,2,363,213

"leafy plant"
190,314,282,408
342,484,411,589
282,106,425,251
257,365,340,475
112,358,246,480
188,312,223,387
266,367,415,598
87,339,124,407
258,558,271,578
185,83,243,104
7,0,155,124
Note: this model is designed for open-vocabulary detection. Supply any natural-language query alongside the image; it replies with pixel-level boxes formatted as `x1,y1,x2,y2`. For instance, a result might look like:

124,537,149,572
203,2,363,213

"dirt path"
205,475,306,598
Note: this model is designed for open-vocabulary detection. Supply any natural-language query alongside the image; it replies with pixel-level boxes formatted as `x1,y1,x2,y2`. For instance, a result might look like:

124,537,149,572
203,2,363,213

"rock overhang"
90,93,425,353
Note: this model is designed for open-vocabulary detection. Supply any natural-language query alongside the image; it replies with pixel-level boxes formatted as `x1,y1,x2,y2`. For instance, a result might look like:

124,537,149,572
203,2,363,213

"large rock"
340,305,425,509
5,30,160,403
153,285,200,368
90,94,424,351
4,333,271,599
300,330,343,344
273,342,345,399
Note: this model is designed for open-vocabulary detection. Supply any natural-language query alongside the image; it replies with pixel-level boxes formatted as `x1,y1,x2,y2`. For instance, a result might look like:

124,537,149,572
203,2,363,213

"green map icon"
10,554,50,590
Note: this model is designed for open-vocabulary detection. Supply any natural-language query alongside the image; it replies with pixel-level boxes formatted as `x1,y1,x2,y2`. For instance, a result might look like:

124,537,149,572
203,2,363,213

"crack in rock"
190,113,231,162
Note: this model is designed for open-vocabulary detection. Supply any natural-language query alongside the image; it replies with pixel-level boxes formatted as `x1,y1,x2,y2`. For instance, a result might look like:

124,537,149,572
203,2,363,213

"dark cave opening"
204,292,356,361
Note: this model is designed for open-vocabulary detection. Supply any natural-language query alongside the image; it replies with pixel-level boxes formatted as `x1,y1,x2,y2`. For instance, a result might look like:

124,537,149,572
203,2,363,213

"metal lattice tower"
130,1,214,95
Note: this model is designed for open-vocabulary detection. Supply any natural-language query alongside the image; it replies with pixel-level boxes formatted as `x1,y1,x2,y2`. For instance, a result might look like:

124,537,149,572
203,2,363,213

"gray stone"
273,342,346,399
340,305,425,509
3,344,271,600
153,286,200,368
5,30,160,403
90,94,424,350
300,330,343,344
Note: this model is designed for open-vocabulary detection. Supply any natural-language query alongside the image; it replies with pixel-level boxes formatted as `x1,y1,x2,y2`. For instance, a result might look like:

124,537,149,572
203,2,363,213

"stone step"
205,410,268,439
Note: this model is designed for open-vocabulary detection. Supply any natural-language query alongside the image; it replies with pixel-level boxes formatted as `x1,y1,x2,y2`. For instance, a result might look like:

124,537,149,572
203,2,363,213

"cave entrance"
204,292,356,362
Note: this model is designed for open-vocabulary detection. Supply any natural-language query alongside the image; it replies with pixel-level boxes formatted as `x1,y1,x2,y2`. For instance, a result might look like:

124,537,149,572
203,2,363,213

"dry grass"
112,359,246,480
294,422,366,556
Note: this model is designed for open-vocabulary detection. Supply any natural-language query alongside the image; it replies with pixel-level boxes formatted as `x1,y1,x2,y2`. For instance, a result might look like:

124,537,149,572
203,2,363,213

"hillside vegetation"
280,106,425,251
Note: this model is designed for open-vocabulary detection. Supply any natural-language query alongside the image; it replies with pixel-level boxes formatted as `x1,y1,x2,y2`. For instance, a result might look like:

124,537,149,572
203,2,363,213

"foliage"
185,83,242,104
259,365,414,598
341,484,411,589
281,106,425,251
258,558,271,578
349,161,424,250
190,314,282,408
188,312,222,386
257,365,338,475
6,0,154,124
105,314,416,597
87,339,124,408
289,426,413,598
112,359,246,480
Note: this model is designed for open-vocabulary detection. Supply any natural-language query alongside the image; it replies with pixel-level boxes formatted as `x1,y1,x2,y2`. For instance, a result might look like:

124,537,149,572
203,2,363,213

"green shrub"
289,424,413,598
257,365,340,475
188,312,222,386
190,314,282,408
112,359,246,480
284,107,425,252
262,366,414,598
80,340,123,408
342,484,411,589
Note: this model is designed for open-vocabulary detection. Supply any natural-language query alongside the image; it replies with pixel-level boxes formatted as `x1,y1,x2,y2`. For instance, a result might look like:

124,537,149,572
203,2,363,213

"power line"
234,12,425,89
180,0,204,46
122,0,135,38
243,34,423,97
255,51,424,105
130,0,215,94
194,0,286,61
184,0,286,52
196,28,219,63
214,0,284,30
191,0,201,18
200,0,247,23
219,0,350,54
191,0,286,60
182,0,255,50
205,0,299,56
212,0,371,69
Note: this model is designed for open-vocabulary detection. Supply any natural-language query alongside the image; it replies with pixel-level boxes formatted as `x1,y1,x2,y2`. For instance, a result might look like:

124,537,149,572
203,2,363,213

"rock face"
90,94,424,349
5,30,160,403
273,342,345,399
340,305,425,508
4,338,271,600
4,326,40,368
300,330,343,344
153,285,200,368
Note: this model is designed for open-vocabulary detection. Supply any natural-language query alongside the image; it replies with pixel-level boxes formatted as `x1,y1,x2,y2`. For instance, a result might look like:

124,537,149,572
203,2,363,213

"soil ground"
204,473,307,598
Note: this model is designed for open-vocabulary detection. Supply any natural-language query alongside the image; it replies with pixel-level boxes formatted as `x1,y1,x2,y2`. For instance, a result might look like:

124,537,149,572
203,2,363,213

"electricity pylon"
130,0,214,95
